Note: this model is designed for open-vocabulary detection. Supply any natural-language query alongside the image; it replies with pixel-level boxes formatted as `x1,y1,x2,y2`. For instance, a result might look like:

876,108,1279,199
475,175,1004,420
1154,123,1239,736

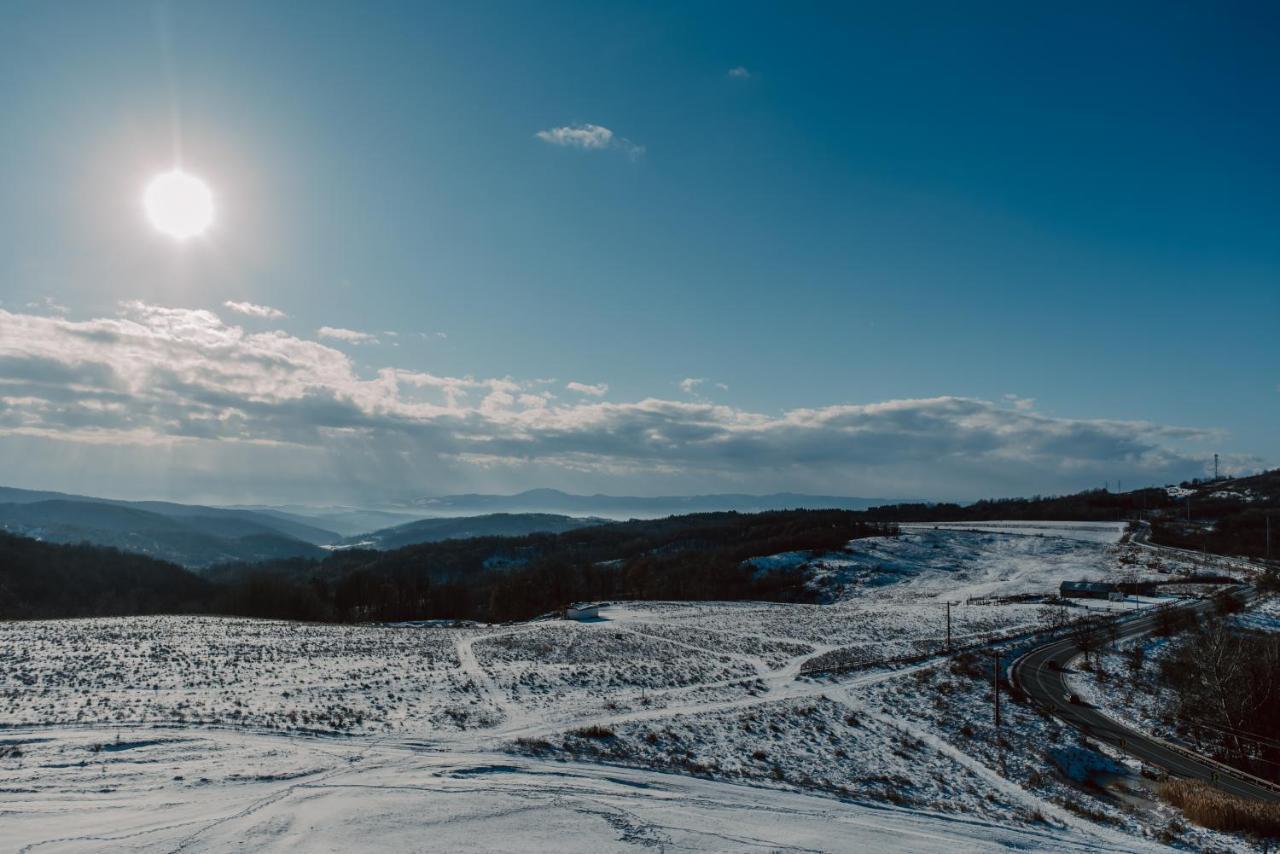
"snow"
809,524,1131,603
5,523,1260,851
1234,594,1280,634
0,728,1153,853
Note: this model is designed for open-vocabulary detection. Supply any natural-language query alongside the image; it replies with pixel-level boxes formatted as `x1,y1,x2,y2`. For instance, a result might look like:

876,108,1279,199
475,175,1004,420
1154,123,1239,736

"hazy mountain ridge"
408,488,914,518
0,487,340,543
340,512,605,551
0,487,339,568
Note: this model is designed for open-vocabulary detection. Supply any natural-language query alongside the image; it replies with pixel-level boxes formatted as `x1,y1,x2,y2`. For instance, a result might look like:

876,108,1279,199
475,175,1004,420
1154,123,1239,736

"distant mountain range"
406,488,912,519
338,512,603,551
0,484,915,567
0,486,338,568
222,505,430,538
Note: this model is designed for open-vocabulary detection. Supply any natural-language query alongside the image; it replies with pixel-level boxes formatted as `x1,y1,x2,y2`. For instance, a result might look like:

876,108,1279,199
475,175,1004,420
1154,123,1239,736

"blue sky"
0,1,1276,503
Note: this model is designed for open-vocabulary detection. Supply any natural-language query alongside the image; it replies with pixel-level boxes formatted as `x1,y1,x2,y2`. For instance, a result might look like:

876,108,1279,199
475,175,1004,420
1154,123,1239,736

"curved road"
1013,590,1280,803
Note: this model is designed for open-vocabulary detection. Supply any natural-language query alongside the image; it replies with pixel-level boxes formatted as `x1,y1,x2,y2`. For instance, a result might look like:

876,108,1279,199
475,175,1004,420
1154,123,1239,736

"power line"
1182,718,1280,752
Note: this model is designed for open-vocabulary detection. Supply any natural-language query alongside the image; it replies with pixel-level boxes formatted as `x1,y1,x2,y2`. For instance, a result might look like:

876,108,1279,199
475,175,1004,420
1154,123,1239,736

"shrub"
570,724,615,740
1159,779,1280,838
512,737,553,753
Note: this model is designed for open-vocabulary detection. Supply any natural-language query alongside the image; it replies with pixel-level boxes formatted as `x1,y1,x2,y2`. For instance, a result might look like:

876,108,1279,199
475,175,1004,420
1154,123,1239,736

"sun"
144,170,215,240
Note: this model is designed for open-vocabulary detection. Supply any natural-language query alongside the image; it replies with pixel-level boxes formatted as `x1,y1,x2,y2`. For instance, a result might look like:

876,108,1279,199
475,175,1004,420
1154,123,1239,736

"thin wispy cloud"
727,66,753,79
680,377,729,398
224,300,286,320
25,296,68,315
566,381,609,397
317,326,378,344
536,123,645,159
0,303,1239,500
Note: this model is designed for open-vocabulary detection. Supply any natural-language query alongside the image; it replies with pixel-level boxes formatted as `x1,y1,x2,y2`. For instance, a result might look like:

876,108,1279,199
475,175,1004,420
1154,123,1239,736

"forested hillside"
0,532,213,618
2,511,895,623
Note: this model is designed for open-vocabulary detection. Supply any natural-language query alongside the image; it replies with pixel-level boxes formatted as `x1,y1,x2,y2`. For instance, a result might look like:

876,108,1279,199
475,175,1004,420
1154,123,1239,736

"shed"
1059,581,1119,600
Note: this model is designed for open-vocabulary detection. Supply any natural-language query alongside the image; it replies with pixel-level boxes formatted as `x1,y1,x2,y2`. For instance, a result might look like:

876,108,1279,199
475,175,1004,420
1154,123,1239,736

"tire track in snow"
854,706,1168,853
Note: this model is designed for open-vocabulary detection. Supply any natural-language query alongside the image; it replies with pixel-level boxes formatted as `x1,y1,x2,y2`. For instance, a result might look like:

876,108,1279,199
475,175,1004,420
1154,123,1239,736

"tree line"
1,511,897,623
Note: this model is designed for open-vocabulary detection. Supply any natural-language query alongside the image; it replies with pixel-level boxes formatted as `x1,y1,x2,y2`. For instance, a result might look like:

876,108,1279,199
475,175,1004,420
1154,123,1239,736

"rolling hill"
340,512,603,550
0,487,339,568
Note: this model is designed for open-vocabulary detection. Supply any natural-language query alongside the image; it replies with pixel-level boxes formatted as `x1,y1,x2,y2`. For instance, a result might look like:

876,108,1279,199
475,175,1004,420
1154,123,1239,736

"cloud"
566,381,609,397
25,297,68,315
727,66,752,79
0,303,1249,501
1003,394,1036,412
679,377,726,396
224,301,286,320
317,326,378,344
536,123,645,159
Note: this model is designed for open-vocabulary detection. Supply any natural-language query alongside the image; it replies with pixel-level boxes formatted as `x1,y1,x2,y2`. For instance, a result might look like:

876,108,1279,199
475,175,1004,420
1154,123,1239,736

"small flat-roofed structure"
1060,581,1119,600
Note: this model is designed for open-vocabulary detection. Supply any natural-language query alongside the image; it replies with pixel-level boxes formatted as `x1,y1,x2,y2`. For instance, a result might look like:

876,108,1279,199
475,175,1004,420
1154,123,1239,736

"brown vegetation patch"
1159,779,1280,838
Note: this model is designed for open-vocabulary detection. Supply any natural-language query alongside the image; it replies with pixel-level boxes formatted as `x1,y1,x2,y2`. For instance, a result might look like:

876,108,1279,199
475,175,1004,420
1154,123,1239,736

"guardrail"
1008,594,1280,799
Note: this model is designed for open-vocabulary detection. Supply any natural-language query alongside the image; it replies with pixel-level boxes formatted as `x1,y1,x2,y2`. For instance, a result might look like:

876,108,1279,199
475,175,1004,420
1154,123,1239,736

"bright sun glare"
144,170,215,240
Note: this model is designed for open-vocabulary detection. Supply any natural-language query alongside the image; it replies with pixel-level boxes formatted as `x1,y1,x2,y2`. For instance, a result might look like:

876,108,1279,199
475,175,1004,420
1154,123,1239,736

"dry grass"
1159,778,1280,838
569,725,616,740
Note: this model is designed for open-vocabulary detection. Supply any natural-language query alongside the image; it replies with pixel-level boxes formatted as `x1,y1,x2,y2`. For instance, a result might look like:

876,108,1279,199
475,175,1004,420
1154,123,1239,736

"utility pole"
1268,514,1272,561
992,650,1001,731
1214,454,1219,481
946,601,952,651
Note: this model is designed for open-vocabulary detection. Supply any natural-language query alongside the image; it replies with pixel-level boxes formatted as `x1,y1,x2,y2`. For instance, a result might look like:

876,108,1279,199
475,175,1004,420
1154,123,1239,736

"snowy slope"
5,524,1262,851
0,728,1160,853
807,523,1130,603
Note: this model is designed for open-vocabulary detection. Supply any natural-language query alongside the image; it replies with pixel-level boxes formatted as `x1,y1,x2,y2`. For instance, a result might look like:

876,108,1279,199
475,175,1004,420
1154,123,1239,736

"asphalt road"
1012,591,1280,803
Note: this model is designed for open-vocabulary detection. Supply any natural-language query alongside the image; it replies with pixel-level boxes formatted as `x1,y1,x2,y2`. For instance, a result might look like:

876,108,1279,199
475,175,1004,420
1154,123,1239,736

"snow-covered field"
0,728,1152,853
1235,595,1280,634
2,523,1259,851
809,523,1132,603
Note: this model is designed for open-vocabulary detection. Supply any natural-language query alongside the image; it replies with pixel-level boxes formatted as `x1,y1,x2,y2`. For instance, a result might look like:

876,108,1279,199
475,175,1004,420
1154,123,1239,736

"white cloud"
537,123,614,150
0,303,1246,501
317,326,378,344
536,123,645,159
25,297,68,315
679,377,725,396
727,66,752,79
566,381,609,397
224,301,286,320
1003,394,1036,412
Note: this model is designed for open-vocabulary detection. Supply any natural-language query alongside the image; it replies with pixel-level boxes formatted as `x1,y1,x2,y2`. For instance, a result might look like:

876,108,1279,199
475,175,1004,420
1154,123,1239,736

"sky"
0,1,1277,505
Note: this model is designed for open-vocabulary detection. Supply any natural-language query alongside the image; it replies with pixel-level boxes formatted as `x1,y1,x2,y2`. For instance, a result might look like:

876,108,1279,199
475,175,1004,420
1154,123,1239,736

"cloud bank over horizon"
0,302,1253,505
